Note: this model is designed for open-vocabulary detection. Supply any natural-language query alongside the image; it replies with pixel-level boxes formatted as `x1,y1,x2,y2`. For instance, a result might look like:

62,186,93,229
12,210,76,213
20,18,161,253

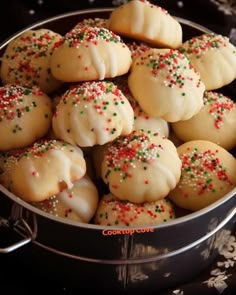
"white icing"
114,99,134,134
89,42,119,79
89,44,106,80
53,87,134,147
71,106,92,146
50,150,77,189
144,17,157,39
53,108,75,145
134,115,169,137
56,177,97,220
29,148,84,194
155,161,178,190
131,1,144,34
106,42,118,77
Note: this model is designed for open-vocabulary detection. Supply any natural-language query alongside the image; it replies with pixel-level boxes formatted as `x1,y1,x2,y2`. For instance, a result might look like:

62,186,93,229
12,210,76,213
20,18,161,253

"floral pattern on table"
164,231,236,295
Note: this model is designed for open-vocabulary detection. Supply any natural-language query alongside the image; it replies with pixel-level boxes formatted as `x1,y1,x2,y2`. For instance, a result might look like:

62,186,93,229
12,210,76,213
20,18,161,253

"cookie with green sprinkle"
0,139,86,202
50,25,132,82
179,33,236,90
168,140,236,211
94,192,175,227
0,84,53,151
52,80,134,147
128,48,205,122
101,129,182,203
0,29,63,94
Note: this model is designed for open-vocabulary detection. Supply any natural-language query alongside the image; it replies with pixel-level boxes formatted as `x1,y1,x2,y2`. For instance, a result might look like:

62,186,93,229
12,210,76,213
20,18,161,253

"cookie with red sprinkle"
94,192,175,226
179,32,236,90
168,140,236,211
0,29,63,94
126,41,152,60
171,91,236,150
0,84,53,151
0,139,86,202
128,48,205,122
52,80,134,147
107,0,182,48
50,25,132,82
101,129,182,203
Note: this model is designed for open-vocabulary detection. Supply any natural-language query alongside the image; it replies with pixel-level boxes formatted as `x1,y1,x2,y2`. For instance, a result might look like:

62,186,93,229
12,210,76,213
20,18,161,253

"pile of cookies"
0,0,236,227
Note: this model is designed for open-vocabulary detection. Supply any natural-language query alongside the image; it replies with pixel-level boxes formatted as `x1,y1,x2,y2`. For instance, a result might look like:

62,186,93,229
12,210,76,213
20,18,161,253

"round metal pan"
0,8,235,294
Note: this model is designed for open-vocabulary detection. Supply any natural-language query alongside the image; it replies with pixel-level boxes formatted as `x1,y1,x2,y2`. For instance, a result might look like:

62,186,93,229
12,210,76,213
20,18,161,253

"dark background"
0,0,236,42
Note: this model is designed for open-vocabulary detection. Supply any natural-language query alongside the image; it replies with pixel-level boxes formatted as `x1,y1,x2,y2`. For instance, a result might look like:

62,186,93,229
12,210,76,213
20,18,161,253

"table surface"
0,1,236,294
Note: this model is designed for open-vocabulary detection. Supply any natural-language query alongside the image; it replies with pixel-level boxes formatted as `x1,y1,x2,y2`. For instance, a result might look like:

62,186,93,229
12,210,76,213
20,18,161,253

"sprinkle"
73,18,108,29
96,195,174,226
2,30,61,87
179,33,230,58
179,146,234,196
138,0,169,15
0,84,44,122
32,195,59,215
126,41,151,59
53,80,129,137
0,139,70,173
203,91,235,129
103,130,164,183
135,49,202,89
56,26,123,49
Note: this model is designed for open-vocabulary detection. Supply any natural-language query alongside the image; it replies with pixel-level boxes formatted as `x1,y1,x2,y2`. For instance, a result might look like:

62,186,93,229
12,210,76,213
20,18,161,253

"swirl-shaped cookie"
0,139,86,202
107,0,182,48
168,140,236,211
101,130,182,203
128,48,205,122
179,33,236,90
33,175,99,223
52,81,134,147
50,25,132,82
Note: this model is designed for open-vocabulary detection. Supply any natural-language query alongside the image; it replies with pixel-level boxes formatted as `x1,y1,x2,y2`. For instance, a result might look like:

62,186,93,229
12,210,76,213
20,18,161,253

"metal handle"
0,207,34,253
